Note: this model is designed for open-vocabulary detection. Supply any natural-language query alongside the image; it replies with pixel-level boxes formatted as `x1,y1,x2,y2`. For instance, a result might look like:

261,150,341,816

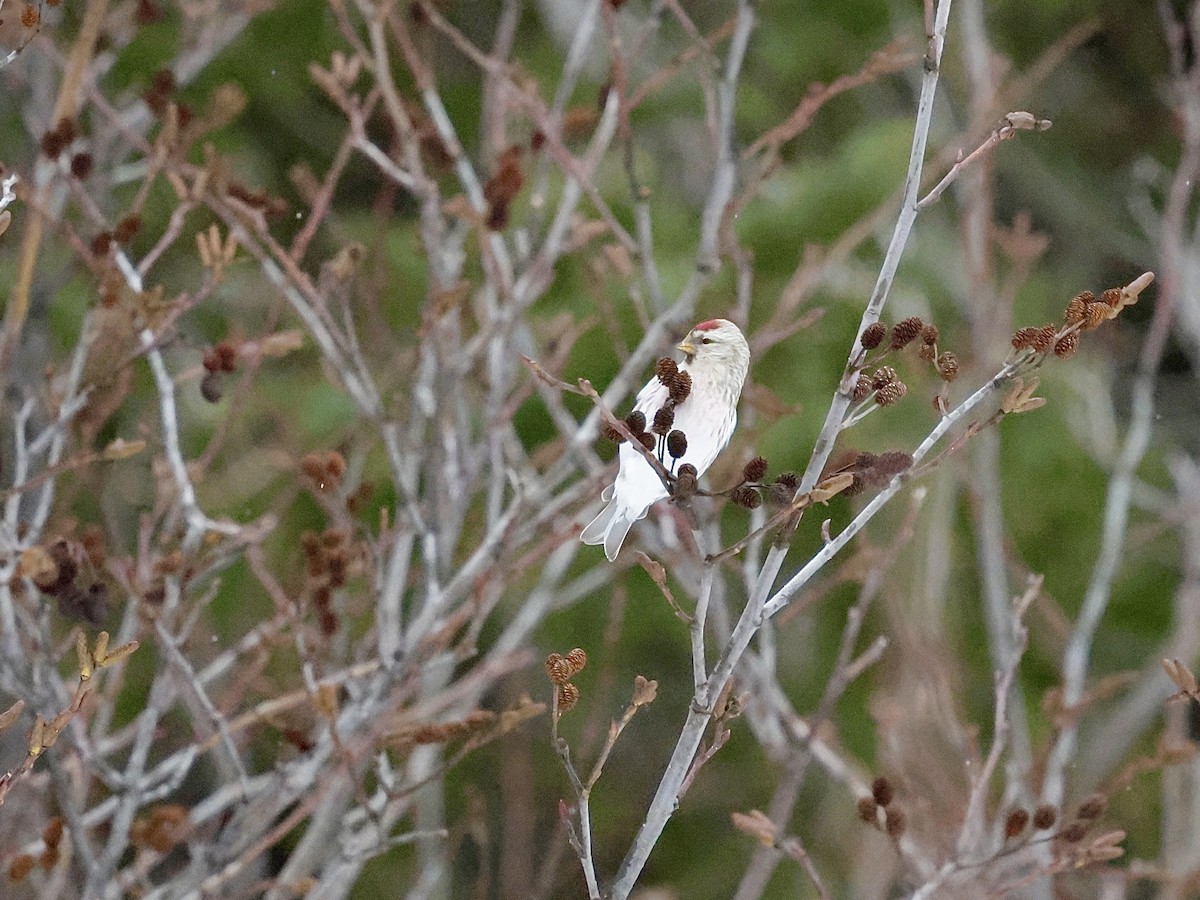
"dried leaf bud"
1032,804,1058,830
890,316,924,349
730,486,762,509
43,817,64,850
1032,324,1058,352
200,371,223,403
876,450,913,476
70,153,94,180
300,453,326,482
860,322,886,350
1004,807,1030,839
669,370,692,404
601,421,625,443
8,854,35,881
113,214,142,244
1011,326,1040,350
656,357,678,384
214,340,238,372
1059,820,1090,843
1064,295,1089,325
1076,793,1107,820
852,374,873,402
871,776,894,807
1082,302,1109,331
564,647,588,675
775,472,800,491
557,682,580,713
921,323,939,345
136,0,164,25
674,465,698,500
870,367,897,391
91,232,114,256
325,451,347,480
652,406,675,436
631,674,657,707
666,430,688,459
625,411,647,435
857,797,878,823
874,381,907,407
484,145,524,207
936,351,959,382
638,432,656,451
1054,332,1079,359
743,457,768,482
884,807,907,838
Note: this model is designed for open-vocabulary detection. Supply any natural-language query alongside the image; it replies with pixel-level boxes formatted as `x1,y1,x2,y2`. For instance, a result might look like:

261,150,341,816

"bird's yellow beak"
676,337,697,357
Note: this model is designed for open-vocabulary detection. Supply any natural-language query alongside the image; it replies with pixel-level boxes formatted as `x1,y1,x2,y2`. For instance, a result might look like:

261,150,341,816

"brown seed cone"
890,316,924,349
730,485,762,509
1100,287,1123,307
564,647,587,674
1059,820,1090,843
1054,332,1080,359
921,323,940,344
625,410,646,435
1064,295,1089,325
874,381,907,407
557,682,580,712
638,432,656,451
1032,804,1058,830
1082,302,1109,331
600,421,625,443
652,406,675,436
860,322,886,350
775,472,800,491
1076,793,1107,820
545,654,572,684
669,370,692,404
871,366,898,391
884,807,907,838
743,456,768,482
936,351,959,382
674,466,698,500
666,430,688,459
200,372,223,403
872,776,894,807
656,357,678,384
852,374,873,402
1012,326,1040,350
1005,808,1030,839
917,342,936,362
876,450,914,476
857,797,878,823
1031,324,1058,352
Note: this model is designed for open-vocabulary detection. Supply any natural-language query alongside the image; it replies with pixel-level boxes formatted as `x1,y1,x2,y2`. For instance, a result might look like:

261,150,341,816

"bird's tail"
580,497,637,562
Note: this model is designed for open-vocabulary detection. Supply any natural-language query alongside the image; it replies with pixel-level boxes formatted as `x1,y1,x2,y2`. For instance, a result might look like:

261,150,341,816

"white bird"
581,318,751,560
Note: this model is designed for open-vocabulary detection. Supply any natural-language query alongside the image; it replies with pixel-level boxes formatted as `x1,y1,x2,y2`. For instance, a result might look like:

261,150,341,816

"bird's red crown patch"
695,319,721,331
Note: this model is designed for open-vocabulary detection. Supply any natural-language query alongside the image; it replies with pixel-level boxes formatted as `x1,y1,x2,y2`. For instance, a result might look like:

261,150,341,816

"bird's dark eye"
701,337,712,344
